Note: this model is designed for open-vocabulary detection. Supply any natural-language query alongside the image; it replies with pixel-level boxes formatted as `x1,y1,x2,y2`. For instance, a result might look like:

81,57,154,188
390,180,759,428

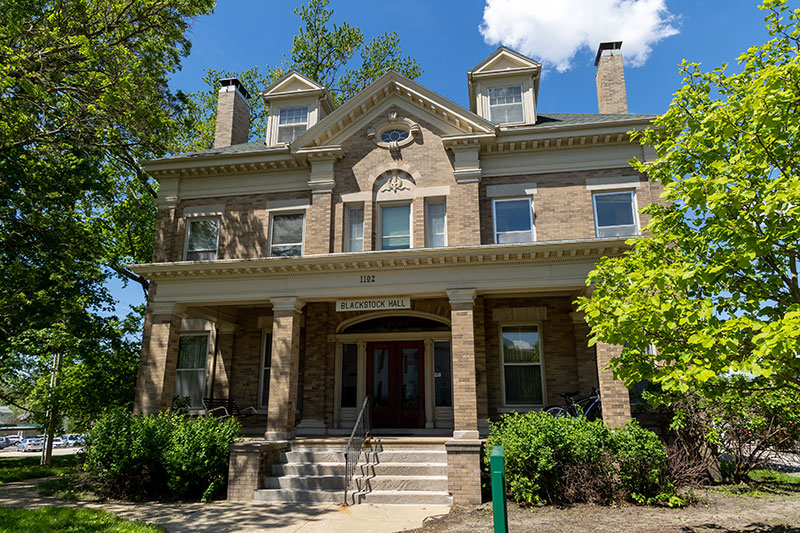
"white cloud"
479,0,679,72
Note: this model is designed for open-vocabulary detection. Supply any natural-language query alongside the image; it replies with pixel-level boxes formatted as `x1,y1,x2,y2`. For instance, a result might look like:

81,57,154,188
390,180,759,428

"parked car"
0,437,12,449
6,435,22,445
16,438,43,452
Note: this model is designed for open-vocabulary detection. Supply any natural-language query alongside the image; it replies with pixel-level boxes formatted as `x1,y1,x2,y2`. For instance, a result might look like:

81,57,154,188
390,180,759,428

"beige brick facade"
133,48,658,503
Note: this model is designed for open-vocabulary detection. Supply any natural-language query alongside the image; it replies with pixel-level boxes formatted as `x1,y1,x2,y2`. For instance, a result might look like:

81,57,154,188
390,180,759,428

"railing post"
490,445,508,533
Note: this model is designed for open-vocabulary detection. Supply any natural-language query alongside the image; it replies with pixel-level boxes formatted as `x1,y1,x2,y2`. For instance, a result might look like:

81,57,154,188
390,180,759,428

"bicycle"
544,387,602,421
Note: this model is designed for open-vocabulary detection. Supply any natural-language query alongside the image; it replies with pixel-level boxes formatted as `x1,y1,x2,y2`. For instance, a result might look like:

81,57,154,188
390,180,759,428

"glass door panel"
372,347,390,408
401,347,419,408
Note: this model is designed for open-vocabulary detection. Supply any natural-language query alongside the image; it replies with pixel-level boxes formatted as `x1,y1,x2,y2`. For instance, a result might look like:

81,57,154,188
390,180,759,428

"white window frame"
184,218,220,261
499,323,546,408
377,201,413,251
258,329,273,410
344,204,365,252
269,211,306,257
175,333,210,409
492,197,535,244
487,84,525,125
592,190,639,238
425,199,447,248
277,106,309,144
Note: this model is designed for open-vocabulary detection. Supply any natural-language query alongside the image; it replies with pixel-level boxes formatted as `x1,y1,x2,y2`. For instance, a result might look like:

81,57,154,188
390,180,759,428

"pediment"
262,71,325,97
291,70,495,150
470,47,541,75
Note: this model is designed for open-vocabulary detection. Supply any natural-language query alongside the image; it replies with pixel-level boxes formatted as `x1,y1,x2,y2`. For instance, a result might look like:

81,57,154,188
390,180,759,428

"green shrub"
485,411,676,506
84,408,240,501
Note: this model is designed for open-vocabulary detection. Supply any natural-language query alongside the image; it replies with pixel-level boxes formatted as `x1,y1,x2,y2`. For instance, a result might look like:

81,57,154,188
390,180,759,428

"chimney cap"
219,77,251,100
594,41,623,67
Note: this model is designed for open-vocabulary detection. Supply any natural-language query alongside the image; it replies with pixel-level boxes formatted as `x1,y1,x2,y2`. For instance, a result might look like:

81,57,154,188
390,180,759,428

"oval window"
380,129,409,143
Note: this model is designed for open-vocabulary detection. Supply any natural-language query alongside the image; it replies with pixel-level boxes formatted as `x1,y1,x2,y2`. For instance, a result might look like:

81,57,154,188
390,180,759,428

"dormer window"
277,106,308,143
488,85,524,124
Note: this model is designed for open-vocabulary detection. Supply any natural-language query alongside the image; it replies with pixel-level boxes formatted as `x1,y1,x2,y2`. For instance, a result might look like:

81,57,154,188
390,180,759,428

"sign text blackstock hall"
335,298,411,312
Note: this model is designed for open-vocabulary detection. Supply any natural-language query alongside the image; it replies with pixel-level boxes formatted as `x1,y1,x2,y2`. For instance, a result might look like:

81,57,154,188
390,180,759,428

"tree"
577,0,800,395
175,0,423,153
0,0,215,423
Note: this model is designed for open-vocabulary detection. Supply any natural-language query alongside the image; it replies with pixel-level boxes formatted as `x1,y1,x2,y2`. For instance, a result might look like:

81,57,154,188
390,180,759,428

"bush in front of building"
485,411,678,506
84,408,240,501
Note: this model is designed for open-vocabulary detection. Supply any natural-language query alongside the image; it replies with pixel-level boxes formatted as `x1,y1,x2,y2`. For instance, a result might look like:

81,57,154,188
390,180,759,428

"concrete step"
253,488,343,504
273,461,447,477
264,474,448,492
283,449,446,464
354,490,453,506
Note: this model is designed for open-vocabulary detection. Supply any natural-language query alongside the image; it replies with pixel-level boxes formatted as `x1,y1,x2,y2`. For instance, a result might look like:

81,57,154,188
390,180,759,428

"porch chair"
202,398,258,420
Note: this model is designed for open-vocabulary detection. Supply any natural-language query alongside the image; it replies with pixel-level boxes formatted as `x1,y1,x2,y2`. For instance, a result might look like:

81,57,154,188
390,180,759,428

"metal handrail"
342,395,372,505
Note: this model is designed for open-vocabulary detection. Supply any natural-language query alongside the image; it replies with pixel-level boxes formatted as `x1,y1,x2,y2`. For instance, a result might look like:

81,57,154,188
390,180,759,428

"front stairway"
253,437,453,505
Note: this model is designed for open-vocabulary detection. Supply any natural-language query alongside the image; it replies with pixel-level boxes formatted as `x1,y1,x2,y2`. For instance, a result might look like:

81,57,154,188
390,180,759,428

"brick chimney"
594,42,628,114
214,78,250,148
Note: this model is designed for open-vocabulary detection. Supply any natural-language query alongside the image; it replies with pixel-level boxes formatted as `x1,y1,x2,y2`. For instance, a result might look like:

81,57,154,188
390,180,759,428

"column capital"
446,288,477,305
269,296,305,313
569,311,586,324
149,301,187,319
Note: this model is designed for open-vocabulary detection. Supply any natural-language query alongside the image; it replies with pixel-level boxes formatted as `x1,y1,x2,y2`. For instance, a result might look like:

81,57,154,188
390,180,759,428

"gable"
262,71,325,97
291,71,495,150
470,47,541,76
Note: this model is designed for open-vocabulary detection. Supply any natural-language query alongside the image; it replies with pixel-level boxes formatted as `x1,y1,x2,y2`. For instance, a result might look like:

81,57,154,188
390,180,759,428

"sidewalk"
0,479,450,532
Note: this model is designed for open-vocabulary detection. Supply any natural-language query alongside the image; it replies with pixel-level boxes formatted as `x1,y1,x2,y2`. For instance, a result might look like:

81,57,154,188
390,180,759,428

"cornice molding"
131,238,633,282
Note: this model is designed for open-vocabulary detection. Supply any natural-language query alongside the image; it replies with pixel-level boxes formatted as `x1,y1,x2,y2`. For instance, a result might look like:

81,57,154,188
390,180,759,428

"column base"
452,429,479,440
264,431,294,441
445,438,483,506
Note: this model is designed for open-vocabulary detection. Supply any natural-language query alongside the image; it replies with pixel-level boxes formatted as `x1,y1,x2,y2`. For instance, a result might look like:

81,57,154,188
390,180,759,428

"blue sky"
110,0,782,313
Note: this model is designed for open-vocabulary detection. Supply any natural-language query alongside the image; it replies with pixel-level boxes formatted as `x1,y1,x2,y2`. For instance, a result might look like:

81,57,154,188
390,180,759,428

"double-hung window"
380,203,411,250
270,212,305,256
259,332,273,409
488,85,524,124
593,191,637,237
175,334,209,408
493,198,534,243
185,218,220,261
425,200,447,248
501,325,544,405
277,106,308,143
345,205,364,252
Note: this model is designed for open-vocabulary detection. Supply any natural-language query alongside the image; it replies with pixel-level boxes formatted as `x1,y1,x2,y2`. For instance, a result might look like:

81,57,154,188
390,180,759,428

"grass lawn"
0,507,165,532
0,454,82,485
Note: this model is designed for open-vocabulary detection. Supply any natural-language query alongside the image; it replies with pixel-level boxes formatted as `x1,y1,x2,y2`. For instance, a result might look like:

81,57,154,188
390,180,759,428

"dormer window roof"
468,47,541,126
260,71,334,146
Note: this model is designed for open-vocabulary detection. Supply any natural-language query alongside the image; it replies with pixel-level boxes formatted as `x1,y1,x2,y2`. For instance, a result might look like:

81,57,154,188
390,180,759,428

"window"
270,212,305,256
277,106,308,143
493,198,534,243
426,200,446,248
340,344,358,408
345,205,364,252
259,332,272,409
379,203,411,250
434,341,452,407
185,219,220,261
501,325,544,405
380,128,409,143
593,191,637,237
175,334,209,408
488,85,524,124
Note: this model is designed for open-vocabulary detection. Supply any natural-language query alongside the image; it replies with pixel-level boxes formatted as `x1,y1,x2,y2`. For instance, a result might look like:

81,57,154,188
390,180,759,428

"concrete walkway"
0,479,450,532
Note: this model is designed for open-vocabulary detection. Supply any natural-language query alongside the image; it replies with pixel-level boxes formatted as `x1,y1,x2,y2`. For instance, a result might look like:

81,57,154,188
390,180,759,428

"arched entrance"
337,313,452,430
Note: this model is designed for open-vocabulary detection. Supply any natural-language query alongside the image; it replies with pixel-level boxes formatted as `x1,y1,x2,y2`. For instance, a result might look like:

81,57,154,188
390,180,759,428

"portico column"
595,341,632,429
265,297,304,441
133,301,186,415
570,311,599,397
445,288,482,506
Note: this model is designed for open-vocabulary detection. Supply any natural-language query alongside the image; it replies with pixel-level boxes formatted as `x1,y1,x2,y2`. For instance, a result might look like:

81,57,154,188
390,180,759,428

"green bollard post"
490,445,508,533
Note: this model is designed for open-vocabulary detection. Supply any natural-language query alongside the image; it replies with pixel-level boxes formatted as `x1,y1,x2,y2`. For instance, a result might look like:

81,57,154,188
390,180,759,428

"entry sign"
336,297,411,312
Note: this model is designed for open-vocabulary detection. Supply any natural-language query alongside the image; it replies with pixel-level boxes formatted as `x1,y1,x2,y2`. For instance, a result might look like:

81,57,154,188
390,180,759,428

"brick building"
132,44,659,505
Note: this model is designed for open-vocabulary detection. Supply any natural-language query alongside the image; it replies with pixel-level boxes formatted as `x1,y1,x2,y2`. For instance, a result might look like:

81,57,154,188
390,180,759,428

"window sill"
497,406,544,414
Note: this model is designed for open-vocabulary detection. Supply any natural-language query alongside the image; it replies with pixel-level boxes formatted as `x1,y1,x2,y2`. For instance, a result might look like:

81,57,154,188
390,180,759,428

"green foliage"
578,0,800,396
485,411,676,506
0,507,165,533
0,454,82,485
176,0,422,153
84,408,240,501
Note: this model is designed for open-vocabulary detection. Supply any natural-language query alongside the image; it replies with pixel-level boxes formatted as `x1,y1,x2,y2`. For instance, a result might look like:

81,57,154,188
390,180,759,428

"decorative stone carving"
367,112,421,152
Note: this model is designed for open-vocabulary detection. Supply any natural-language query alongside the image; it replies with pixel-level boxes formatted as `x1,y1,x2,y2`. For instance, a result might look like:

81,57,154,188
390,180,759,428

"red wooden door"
366,340,425,428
